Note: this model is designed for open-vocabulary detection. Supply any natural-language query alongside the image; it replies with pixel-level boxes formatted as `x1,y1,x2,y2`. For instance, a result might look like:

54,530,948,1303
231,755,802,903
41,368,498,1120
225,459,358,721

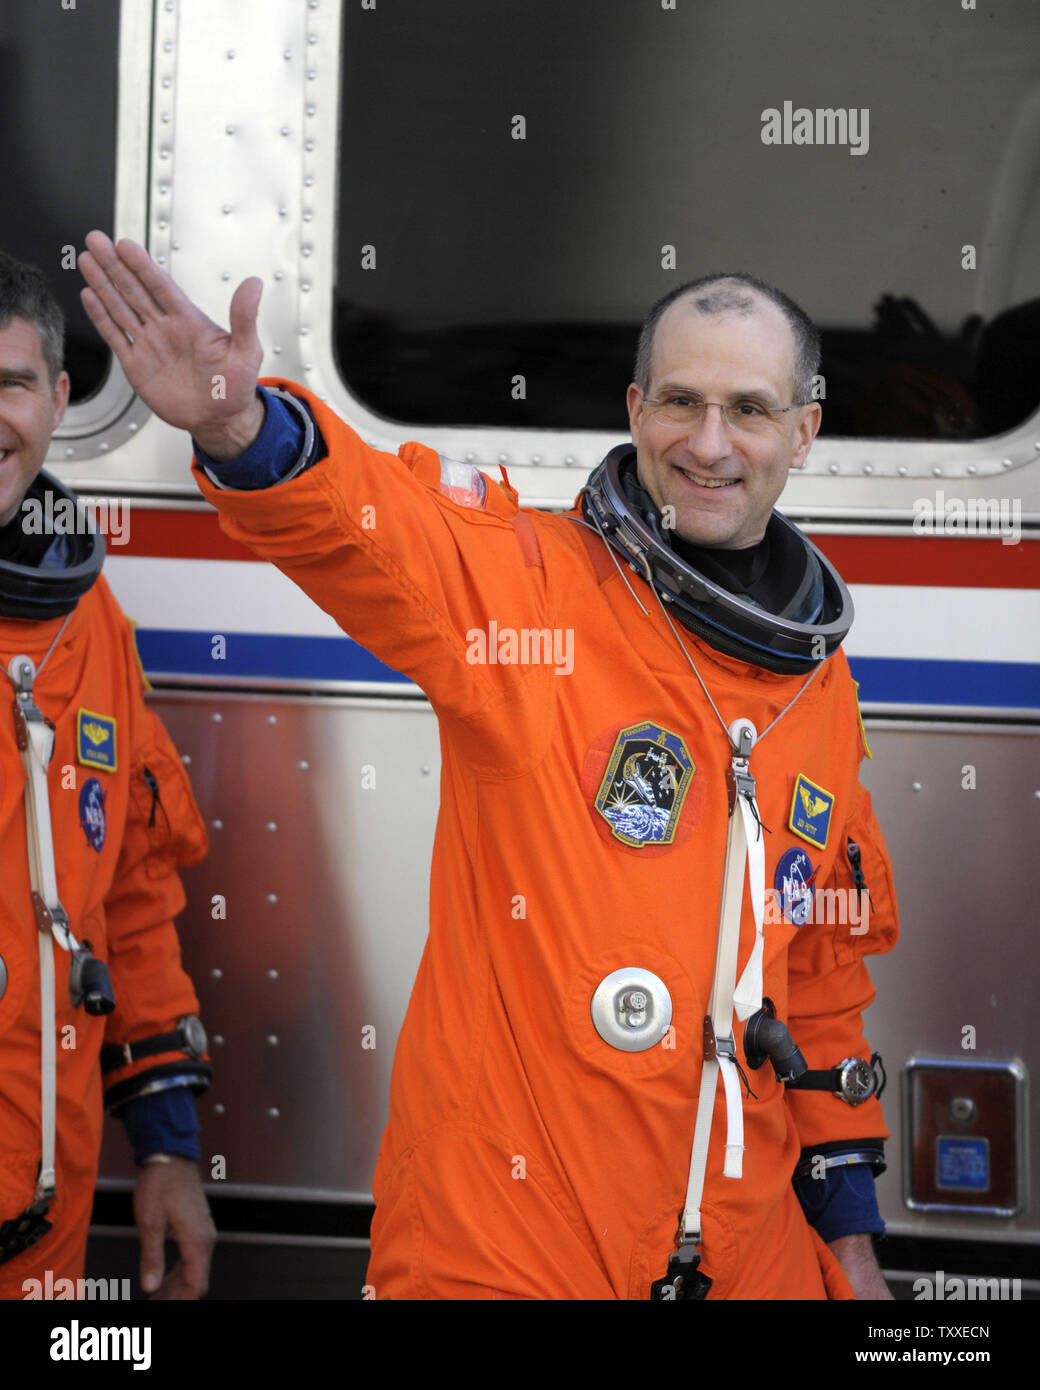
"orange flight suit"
196,380,899,1300
0,576,208,1298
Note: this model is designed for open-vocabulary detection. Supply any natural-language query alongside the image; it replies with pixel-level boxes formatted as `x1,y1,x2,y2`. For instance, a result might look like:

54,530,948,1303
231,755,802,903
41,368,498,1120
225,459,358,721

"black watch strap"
786,1053,885,1106
787,1067,842,1092
101,1017,205,1073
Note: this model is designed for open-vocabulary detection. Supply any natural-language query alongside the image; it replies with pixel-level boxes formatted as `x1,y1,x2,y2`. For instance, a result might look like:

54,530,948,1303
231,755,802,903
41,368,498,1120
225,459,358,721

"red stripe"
119,509,256,561
810,535,1039,589
118,508,1038,587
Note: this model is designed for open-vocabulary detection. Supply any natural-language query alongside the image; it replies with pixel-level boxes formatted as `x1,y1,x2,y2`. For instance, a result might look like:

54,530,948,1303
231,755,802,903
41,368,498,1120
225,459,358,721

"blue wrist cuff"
194,385,308,490
794,1162,886,1244
120,1085,201,1166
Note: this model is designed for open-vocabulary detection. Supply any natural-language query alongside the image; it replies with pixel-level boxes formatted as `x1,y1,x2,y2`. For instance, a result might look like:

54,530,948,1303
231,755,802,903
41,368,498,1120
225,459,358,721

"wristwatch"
786,1053,885,1106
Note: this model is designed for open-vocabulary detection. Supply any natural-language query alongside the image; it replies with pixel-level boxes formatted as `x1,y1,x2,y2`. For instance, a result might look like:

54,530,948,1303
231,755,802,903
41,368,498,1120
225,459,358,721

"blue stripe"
134,630,412,684
135,630,1040,708
848,657,1040,710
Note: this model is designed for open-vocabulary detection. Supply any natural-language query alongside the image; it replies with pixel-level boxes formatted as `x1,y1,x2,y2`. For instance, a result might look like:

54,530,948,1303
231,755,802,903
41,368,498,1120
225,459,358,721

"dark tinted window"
0,0,118,402
336,0,1040,439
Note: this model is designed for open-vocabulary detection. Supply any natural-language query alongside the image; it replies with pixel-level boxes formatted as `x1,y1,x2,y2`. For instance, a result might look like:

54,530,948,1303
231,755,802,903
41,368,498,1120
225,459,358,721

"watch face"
180,1016,207,1058
840,1059,874,1103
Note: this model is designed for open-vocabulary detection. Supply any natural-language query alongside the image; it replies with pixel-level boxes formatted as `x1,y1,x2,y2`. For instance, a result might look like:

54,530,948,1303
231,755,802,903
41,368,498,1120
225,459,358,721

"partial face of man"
0,317,70,527
626,293,821,549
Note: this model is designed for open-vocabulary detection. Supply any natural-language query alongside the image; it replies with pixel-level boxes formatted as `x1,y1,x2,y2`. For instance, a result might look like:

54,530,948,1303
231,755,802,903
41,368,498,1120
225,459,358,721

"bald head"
686,284,758,318
633,273,820,405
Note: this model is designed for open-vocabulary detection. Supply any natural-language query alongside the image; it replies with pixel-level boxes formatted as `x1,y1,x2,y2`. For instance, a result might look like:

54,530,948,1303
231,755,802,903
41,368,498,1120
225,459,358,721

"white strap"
682,1056,718,1241
733,789,766,1020
706,786,749,1028
22,722,74,952
718,1053,745,1179
678,720,765,1245
35,922,57,1201
8,653,72,1204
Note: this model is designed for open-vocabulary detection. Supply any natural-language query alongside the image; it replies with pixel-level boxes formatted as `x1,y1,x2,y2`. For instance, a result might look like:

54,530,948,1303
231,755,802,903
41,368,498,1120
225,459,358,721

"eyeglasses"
641,391,804,433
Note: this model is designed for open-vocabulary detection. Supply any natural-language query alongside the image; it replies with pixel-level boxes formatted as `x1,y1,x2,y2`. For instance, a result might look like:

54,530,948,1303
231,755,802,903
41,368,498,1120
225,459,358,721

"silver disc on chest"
590,967,673,1052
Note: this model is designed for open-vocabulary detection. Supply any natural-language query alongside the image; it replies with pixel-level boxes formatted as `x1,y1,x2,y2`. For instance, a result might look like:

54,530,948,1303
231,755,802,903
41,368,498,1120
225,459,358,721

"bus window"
0,0,119,406
334,0,1040,441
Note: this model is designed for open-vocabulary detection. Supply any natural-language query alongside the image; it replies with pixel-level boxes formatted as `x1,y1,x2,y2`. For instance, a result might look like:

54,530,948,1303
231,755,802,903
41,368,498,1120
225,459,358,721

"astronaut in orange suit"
0,251,214,1300
80,232,900,1301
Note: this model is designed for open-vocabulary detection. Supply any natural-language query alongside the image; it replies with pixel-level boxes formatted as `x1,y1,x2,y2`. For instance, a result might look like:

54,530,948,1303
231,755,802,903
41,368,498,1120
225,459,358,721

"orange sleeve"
192,380,552,737
784,778,900,1151
100,617,210,1110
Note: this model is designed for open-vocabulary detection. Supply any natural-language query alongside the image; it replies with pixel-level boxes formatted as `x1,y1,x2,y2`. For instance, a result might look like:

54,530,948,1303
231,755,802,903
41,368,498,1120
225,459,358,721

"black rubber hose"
744,1012,808,1081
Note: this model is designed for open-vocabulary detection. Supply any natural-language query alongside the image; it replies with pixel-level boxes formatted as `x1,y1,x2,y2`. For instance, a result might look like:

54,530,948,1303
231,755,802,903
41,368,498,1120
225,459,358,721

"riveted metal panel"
860,721,1037,1243
99,690,441,1200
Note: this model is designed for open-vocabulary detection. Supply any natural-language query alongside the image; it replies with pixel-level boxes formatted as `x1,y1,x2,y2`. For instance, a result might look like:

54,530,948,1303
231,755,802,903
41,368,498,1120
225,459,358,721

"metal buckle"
871,1051,887,1100
726,759,755,813
0,1199,52,1267
650,1239,713,1301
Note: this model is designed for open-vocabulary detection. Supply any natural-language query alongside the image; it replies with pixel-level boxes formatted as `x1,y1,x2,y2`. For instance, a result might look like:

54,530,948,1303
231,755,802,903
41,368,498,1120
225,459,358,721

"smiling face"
626,293,821,549
0,316,70,527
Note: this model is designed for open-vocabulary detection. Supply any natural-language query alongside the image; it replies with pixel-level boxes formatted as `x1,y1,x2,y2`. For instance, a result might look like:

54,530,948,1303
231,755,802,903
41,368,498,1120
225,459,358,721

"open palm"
79,231,263,445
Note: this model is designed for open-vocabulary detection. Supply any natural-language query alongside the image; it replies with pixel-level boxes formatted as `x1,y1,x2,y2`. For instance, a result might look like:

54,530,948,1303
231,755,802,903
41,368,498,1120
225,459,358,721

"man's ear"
789,401,822,470
50,370,71,432
626,382,645,445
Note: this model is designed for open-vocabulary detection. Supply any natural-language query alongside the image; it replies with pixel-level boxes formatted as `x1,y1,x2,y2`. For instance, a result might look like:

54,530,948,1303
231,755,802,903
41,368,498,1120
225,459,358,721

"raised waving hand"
78,231,266,460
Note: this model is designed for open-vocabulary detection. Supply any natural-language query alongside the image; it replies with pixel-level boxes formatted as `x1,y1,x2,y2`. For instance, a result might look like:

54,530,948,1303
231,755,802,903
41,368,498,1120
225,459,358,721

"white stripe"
846,585,1040,663
104,556,344,637
106,558,1040,665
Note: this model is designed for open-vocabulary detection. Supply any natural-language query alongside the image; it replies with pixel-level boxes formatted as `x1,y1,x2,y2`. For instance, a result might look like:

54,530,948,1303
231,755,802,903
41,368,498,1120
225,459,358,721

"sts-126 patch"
77,709,117,772
788,773,834,850
594,722,694,848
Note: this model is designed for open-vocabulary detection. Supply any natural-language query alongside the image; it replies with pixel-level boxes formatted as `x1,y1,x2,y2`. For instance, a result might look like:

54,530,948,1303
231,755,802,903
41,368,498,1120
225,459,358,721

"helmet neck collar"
579,443,852,674
0,471,105,621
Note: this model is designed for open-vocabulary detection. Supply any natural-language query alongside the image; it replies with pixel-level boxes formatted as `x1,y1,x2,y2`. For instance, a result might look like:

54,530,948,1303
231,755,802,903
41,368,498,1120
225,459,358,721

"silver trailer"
3,0,1037,1299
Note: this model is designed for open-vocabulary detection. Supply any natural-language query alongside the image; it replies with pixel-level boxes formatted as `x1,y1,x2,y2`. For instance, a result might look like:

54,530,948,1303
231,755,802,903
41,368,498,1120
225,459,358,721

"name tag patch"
77,710,117,772
788,773,834,850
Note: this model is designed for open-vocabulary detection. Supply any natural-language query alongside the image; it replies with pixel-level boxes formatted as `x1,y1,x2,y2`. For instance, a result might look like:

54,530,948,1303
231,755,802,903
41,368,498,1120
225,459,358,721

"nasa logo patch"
593,722,694,848
77,709,117,773
788,773,834,850
79,777,107,853
774,846,817,926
